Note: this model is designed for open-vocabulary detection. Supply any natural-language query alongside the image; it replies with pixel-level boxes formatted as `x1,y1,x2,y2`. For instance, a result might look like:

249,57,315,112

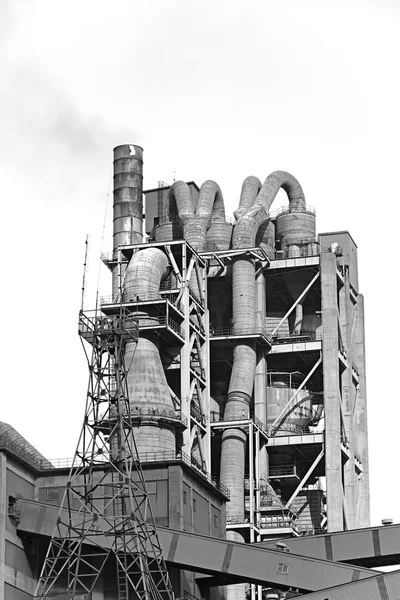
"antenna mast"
81,235,89,312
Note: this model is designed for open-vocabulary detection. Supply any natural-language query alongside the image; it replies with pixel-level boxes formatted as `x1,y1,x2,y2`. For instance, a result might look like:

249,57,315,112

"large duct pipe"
164,180,228,299
112,144,144,298
123,247,176,455
167,179,226,252
274,191,315,333
234,176,262,219
112,160,306,599
220,171,306,565
220,212,260,550
255,170,305,213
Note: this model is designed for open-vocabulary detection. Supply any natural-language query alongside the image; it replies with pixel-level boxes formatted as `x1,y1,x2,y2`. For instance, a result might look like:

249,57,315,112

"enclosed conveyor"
298,570,400,600
258,522,400,568
17,499,378,594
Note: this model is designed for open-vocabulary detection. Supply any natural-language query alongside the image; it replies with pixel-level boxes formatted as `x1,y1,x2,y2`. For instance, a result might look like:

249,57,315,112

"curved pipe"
167,181,194,224
232,171,305,249
196,180,225,223
221,170,306,534
124,247,170,302
152,170,306,554
167,180,226,251
255,170,306,214
234,176,262,220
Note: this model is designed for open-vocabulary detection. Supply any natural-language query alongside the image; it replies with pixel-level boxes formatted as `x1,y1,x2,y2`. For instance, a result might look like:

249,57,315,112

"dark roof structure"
0,421,52,470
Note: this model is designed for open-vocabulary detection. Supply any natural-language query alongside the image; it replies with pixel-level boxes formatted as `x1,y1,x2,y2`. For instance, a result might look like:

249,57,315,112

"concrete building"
1,145,371,600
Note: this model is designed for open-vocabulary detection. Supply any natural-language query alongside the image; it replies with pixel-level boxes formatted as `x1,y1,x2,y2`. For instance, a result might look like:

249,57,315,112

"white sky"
1,0,399,527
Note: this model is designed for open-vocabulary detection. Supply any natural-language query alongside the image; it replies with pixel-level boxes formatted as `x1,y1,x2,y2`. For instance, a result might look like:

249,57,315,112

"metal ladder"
117,555,129,600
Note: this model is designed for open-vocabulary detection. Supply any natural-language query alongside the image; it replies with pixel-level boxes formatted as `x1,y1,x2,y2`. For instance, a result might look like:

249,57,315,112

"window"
277,563,289,575
184,491,187,504
46,488,59,503
146,482,157,494
193,498,197,512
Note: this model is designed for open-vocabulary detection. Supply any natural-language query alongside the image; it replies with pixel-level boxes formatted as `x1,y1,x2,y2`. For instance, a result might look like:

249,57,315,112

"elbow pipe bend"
196,180,226,224
167,181,194,224
232,207,269,248
123,247,169,302
255,170,306,214
169,180,227,252
232,171,305,248
234,176,262,220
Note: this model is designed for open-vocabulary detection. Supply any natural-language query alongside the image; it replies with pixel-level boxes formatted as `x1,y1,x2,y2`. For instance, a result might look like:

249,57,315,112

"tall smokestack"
112,144,144,297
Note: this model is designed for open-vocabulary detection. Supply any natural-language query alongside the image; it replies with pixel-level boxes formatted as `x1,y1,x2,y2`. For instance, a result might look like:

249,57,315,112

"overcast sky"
1,0,399,527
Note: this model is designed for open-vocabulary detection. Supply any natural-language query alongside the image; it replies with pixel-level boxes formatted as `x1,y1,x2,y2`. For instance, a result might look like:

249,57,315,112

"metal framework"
102,240,212,474
35,308,174,600
206,248,367,551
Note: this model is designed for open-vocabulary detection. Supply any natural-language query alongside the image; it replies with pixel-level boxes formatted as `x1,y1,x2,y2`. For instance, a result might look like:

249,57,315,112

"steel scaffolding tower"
35,309,175,600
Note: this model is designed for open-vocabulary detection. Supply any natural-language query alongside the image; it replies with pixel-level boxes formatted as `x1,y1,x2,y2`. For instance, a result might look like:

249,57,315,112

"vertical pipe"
254,268,268,480
113,144,144,298
221,173,305,600
249,422,254,535
255,428,261,532
293,303,303,335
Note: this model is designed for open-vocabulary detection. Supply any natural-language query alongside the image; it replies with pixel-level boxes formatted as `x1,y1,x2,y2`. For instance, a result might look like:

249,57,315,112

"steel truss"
35,309,174,600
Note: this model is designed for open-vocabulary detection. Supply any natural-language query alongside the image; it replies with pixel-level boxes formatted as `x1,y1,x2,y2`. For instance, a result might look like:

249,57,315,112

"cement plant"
1,145,399,600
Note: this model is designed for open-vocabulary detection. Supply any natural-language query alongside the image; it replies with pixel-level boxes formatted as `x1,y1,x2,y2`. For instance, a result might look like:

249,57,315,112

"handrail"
210,326,271,340
37,451,230,498
269,465,299,477
269,204,316,218
160,280,177,291
100,294,185,315
129,408,188,428
155,215,235,227
78,312,139,341
210,413,268,436
270,330,323,344
100,252,129,264
0,438,53,471
128,314,185,339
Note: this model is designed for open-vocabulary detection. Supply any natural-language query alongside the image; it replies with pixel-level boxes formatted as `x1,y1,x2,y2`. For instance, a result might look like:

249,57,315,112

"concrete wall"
321,252,343,532
34,461,226,599
144,182,200,235
1,453,38,600
319,231,359,292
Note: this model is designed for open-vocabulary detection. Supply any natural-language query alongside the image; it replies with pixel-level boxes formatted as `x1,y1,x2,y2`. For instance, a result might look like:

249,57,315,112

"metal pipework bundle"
220,172,306,547
112,148,310,561
164,180,228,294
166,179,226,252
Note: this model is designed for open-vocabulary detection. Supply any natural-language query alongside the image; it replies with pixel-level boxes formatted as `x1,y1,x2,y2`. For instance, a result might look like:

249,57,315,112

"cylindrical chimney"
112,144,144,297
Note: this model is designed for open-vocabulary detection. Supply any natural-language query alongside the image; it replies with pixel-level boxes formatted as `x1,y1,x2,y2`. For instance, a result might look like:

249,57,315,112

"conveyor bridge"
15,499,400,598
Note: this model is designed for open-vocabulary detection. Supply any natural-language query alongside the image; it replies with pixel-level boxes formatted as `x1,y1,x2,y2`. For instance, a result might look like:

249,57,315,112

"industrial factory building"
2,144,393,600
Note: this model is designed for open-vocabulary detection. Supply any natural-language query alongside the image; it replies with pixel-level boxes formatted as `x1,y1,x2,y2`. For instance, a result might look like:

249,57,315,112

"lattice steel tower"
35,308,175,600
